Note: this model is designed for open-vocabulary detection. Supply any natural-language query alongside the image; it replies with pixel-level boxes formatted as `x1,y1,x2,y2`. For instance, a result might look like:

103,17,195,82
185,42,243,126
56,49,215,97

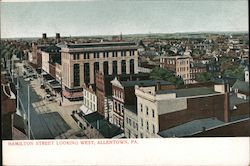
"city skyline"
1,0,248,38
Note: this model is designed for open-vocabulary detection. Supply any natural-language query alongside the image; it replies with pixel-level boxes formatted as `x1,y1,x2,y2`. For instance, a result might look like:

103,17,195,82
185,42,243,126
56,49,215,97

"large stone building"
60,42,139,100
160,55,192,84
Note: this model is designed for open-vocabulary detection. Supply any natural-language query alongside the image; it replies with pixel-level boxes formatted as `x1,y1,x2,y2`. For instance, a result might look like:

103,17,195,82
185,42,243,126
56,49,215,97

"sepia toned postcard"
1,0,249,165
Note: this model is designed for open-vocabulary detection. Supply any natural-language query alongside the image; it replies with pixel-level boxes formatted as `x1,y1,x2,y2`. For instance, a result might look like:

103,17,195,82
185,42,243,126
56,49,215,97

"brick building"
190,63,207,83
96,71,150,117
111,78,175,129
160,55,192,84
1,73,16,139
135,84,229,138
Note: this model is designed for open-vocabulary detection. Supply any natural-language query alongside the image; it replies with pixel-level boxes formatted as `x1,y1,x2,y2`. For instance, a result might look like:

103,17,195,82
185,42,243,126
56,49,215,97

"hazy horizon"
1,1,248,38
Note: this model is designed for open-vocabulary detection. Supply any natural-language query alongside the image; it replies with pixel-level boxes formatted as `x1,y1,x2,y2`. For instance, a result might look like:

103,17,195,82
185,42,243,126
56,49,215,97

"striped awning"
62,90,83,98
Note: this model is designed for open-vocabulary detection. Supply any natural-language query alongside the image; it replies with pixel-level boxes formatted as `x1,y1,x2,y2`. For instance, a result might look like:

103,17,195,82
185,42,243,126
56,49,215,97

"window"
136,123,138,130
152,109,155,118
112,51,118,57
118,103,121,113
152,124,155,134
103,52,108,58
129,59,134,74
94,52,100,59
121,60,126,74
146,121,149,131
141,118,143,127
140,133,143,138
140,103,143,112
84,63,90,84
84,52,89,59
121,51,126,57
129,119,131,126
126,117,129,124
73,64,80,86
103,61,109,75
73,53,80,60
146,106,148,115
112,61,117,75
129,50,135,56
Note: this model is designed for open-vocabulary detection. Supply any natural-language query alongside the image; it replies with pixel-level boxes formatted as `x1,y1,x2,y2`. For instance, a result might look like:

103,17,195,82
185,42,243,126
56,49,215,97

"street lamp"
60,76,63,105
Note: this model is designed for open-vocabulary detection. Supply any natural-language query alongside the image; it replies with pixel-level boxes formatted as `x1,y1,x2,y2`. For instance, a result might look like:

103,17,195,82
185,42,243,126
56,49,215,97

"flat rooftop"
65,42,137,49
156,87,219,97
124,105,137,115
158,118,225,137
121,80,173,87
229,94,249,110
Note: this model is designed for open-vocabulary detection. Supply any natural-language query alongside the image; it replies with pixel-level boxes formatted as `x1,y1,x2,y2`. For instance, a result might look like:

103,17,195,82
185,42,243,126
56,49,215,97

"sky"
1,0,248,38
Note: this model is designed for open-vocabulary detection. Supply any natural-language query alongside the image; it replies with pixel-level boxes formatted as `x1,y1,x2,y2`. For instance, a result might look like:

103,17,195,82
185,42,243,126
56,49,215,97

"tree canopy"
150,67,184,87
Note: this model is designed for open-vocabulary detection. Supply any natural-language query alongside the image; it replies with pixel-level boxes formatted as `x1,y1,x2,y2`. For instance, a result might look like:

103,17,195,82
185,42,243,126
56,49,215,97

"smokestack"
56,33,60,39
224,92,229,123
42,33,47,39
97,120,100,130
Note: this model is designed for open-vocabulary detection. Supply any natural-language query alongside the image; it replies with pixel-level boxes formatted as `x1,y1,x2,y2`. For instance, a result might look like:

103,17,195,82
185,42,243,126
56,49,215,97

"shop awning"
63,90,83,98
80,105,93,115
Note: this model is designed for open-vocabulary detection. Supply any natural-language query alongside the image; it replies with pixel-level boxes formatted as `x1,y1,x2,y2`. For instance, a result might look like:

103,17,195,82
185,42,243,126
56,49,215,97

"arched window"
103,61,109,75
130,59,134,74
84,63,90,85
73,64,80,86
121,60,126,74
112,61,117,75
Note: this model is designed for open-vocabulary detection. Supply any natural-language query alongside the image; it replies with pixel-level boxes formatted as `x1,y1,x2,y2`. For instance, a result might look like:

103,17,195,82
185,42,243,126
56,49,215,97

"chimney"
223,92,229,123
42,33,47,39
156,82,161,91
56,33,60,39
97,120,100,130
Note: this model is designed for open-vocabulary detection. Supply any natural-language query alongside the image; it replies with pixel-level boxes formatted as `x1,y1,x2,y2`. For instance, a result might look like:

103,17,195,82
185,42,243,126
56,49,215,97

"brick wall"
124,87,136,105
96,72,105,116
1,114,13,140
158,94,228,131
49,63,56,78
37,52,42,68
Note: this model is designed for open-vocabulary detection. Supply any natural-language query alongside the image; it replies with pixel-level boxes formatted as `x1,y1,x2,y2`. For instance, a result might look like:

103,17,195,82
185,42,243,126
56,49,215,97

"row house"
190,62,207,83
96,71,150,117
41,45,62,97
111,78,175,130
80,84,97,115
60,42,139,101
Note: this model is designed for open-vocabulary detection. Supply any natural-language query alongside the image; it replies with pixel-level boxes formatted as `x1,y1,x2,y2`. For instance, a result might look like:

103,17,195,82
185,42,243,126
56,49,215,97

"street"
17,75,84,139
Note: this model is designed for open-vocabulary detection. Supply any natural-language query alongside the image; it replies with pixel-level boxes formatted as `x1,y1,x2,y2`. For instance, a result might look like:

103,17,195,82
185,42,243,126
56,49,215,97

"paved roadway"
18,77,70,139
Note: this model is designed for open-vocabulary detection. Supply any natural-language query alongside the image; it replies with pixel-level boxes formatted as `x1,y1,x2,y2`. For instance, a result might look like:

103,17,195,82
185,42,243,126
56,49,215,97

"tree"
223,65,245,80
150,67,184,87
196,72,213,83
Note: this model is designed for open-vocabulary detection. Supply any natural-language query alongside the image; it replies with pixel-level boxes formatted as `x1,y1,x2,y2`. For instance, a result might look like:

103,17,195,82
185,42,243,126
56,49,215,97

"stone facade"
60,42,139,90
